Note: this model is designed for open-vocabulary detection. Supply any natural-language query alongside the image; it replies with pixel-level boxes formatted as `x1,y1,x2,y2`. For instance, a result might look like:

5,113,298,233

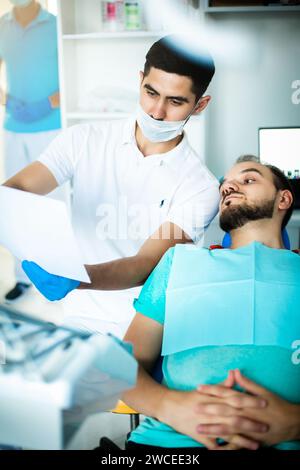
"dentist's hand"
6,95,52,123
22,261,80,301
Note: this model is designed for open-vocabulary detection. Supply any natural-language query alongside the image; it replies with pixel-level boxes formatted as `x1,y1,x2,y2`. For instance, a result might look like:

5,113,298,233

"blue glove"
6,95,52,123
6,95,25,116
22,260,80,301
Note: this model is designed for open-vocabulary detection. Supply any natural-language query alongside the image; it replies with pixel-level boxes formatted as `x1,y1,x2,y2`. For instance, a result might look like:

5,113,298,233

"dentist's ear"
193,95,211,115
139,71,144,84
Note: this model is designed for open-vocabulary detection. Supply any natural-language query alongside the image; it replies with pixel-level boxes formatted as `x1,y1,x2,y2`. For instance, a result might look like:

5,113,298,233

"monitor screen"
259,127,300,178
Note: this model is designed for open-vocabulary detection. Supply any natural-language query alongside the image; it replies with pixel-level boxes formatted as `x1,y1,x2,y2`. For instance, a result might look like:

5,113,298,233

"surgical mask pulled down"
136,102,199,143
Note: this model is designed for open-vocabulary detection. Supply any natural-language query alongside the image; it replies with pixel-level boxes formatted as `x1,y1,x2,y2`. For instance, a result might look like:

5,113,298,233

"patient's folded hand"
195,369,300,447
157,373,262,451
227,370,300,447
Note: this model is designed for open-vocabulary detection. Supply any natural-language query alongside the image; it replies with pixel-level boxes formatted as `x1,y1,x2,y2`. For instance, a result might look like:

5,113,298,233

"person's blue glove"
6,95,52,123
22,260,80,301
6,95,25,117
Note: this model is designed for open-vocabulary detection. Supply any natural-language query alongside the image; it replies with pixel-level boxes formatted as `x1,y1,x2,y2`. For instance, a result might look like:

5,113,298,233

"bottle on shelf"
101,0,124,32
294,169,300,179
287,170,293,179
124,0,142,31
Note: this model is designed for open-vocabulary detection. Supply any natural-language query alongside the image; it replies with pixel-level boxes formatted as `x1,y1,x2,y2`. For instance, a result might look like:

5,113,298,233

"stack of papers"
0,186,90,283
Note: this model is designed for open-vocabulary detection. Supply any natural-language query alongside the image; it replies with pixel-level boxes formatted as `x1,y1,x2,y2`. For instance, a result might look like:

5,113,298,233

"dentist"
4,36,219,338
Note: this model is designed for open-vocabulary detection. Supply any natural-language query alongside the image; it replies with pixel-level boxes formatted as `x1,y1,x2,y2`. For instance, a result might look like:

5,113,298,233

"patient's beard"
219,198,276,232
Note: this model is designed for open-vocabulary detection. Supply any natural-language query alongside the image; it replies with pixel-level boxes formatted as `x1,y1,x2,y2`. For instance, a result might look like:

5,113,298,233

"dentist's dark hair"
144,35,215,101
236,155,294,228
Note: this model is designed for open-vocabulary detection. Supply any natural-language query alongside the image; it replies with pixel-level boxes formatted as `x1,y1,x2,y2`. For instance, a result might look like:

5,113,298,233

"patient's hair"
236,155,295,228
144,35,215,101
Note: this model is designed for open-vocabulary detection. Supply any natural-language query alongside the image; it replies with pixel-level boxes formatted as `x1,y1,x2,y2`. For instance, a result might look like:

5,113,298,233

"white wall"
204,12,300,178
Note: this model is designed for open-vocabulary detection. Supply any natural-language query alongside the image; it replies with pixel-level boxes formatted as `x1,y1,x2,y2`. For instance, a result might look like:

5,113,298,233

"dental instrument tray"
0,304,137,449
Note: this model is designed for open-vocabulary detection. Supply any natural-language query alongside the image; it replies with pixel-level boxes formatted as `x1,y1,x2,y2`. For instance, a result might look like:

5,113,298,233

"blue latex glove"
22,260,80,301
6,95,25,116
6,95,52,123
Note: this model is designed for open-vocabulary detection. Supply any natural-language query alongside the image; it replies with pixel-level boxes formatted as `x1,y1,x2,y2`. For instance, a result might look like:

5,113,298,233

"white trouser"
3,129,69,284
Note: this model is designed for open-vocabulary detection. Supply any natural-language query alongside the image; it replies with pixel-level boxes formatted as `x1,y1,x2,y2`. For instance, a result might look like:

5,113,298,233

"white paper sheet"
0,186,90,283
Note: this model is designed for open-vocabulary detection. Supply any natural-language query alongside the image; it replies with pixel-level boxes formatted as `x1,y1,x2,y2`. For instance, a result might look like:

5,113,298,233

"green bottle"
125,0,141,31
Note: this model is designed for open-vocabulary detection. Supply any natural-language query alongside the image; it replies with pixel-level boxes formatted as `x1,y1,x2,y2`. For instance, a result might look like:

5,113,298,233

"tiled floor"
0,247,132,450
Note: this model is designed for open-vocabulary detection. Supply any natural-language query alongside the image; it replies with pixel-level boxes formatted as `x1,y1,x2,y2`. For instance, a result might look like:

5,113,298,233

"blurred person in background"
0,0,62,301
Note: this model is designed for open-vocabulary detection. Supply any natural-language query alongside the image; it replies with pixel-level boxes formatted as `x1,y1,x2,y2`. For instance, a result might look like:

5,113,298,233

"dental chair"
98,228,291,451
99,357,163,451
222,228,291,249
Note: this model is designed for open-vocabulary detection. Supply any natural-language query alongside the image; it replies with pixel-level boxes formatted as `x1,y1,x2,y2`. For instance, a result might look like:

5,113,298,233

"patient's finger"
233,369,269,396
221,370,235,388
214,434,260,451
197,385,267,409
197,418,268,436
200,438,220,450
196,403,243,416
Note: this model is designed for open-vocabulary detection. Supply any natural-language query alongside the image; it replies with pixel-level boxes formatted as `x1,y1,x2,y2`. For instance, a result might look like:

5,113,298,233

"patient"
121,155,300,452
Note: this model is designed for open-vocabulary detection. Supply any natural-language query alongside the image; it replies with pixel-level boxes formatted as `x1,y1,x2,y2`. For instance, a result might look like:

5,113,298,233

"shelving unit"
62,31,167,40
56,0,167,129
204,1,300,13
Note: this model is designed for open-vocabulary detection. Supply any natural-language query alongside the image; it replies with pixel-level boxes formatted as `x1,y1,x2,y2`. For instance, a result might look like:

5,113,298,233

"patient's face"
219,162,278,231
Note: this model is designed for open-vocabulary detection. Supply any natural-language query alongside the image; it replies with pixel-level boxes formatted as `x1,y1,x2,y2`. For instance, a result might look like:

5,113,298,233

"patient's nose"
221,180,239,197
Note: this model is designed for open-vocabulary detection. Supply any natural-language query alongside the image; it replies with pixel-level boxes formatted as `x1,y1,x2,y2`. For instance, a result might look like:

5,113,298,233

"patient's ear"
278,189,293,210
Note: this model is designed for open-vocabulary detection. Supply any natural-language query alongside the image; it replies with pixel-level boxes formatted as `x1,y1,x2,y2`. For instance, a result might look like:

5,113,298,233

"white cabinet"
56,0,206,158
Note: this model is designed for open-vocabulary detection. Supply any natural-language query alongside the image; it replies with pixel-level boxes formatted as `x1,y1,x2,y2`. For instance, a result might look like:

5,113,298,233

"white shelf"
204,5,300,13
66,112,131,120
63,31,166,40
66,112,204,121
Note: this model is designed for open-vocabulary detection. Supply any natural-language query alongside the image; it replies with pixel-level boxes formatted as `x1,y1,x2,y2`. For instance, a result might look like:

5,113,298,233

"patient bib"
163,241,300,356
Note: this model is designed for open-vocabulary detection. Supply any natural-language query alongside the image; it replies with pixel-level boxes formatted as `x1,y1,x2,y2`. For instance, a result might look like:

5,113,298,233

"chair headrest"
222,229,291,250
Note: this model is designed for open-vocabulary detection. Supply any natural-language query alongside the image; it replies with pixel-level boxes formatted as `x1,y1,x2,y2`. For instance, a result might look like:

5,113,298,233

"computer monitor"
259,127,300,209
259,127,300,177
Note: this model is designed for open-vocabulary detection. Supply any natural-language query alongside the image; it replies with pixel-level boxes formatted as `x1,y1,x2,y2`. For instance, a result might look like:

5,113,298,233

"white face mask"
10,0,32,7
136,103,198,143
